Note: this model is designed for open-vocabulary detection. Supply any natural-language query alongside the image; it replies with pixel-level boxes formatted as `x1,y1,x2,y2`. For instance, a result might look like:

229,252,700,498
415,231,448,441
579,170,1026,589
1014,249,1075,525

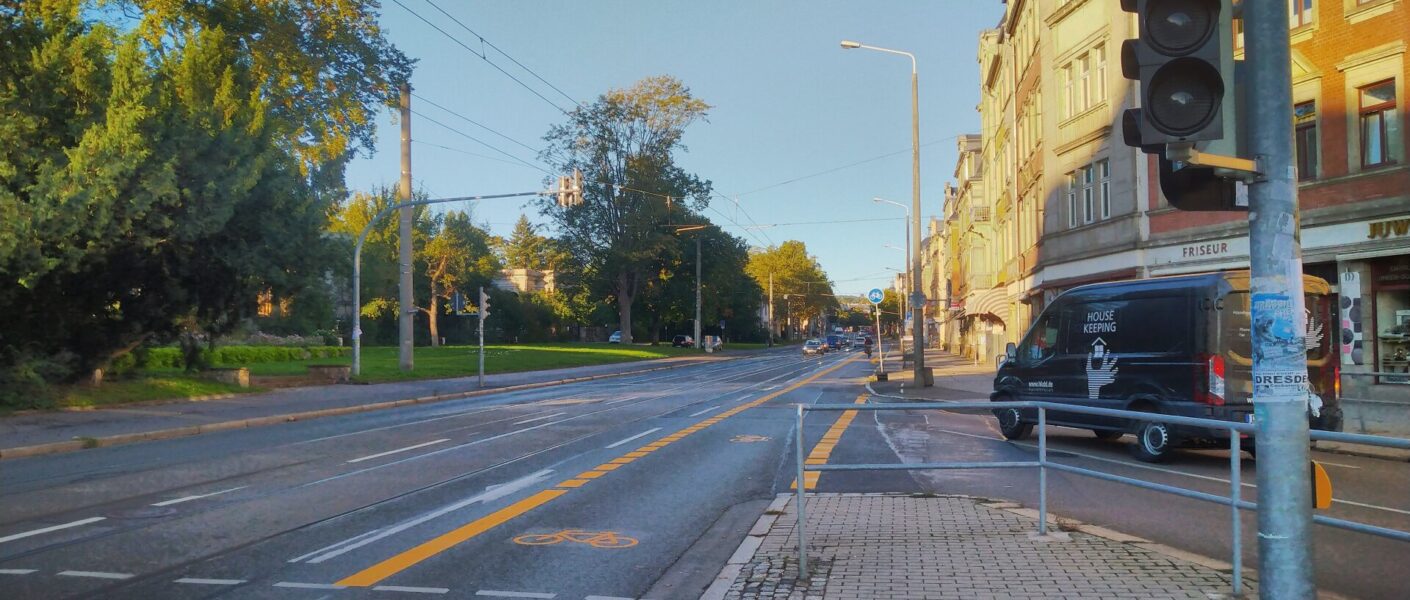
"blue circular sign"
867,288,884,304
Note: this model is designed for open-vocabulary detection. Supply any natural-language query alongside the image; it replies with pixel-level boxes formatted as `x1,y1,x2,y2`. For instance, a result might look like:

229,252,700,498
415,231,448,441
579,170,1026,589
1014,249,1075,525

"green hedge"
112,345,351,371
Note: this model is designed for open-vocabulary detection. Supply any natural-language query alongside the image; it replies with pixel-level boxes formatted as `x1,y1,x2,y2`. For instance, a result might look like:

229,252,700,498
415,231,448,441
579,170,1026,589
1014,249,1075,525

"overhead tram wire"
411,109,550,174
733,138,952,198
411,140,545,171
411,93,545,157
388,0,571,114
422,0,583,109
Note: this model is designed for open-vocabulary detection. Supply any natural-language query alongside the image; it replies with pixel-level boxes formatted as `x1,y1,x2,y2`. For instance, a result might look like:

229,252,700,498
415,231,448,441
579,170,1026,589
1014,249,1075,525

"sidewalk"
705,493,1249,600
0,351,756,459
869,349,1410,462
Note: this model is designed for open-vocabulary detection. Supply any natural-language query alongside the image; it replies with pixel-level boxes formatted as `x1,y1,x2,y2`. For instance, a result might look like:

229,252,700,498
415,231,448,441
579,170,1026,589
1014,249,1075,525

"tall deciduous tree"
419,211,499,346
745,241,837,337
539,76,713,344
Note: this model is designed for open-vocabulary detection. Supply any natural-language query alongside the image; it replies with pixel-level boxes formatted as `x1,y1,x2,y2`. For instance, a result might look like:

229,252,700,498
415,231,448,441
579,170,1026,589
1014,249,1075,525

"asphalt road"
2,350,1404,599
0,349,904,599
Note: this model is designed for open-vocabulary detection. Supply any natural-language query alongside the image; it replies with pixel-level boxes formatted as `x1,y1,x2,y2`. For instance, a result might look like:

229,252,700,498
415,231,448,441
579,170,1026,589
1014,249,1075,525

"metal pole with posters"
1246,1,1315,597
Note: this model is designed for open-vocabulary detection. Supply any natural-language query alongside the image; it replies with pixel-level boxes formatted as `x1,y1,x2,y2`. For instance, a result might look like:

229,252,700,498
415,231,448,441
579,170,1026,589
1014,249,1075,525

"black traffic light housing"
1121,0,1247,211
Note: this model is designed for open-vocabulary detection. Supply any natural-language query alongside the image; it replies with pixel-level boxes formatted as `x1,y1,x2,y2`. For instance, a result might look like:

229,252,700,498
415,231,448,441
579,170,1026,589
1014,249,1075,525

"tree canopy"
538,75,713,343
745,241,837,338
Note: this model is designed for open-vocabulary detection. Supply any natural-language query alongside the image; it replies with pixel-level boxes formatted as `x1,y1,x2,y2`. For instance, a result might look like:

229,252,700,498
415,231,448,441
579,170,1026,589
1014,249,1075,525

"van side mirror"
1005,342,1016,361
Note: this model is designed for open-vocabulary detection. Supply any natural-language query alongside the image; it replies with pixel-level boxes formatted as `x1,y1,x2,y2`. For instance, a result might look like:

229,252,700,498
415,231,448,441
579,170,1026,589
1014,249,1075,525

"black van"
991,271,1338,462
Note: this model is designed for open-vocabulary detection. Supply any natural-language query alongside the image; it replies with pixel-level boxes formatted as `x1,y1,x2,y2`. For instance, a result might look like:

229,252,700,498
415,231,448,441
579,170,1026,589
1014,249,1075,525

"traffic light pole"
1246,1,1315,597
478,286,486,388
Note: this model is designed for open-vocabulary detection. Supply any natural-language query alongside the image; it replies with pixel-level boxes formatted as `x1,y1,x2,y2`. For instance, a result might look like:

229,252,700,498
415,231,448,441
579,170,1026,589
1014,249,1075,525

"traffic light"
1121,0,1248,211
478,287,490,321
556,169,584,207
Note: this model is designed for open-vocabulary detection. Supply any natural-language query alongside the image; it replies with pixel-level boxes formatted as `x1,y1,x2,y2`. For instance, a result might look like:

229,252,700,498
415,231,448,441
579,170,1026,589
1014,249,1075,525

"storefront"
1343,254,1410,386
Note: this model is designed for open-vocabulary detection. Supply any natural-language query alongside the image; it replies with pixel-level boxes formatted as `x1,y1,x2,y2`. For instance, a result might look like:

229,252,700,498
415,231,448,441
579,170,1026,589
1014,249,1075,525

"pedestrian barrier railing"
792,400,1410,595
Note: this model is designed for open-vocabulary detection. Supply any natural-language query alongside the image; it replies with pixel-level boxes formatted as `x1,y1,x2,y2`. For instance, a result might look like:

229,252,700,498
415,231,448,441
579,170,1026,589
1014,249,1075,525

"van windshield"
1221,292,1330,361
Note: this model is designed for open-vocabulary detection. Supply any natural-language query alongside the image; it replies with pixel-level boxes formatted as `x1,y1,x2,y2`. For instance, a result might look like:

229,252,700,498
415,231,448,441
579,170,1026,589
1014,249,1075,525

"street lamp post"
843,40,927,386
882,243,908,324
666,224,708,351
874,197,911,325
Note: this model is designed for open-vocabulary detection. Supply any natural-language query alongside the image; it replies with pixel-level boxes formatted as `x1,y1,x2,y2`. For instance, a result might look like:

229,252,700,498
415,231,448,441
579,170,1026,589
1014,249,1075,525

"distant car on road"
672,335,695,347
608,330,622,343
802,339,825,356
824,335,844,351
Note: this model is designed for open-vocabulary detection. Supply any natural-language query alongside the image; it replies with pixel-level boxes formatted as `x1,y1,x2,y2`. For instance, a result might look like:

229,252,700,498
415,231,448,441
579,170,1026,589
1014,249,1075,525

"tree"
419,211,499,346
504,215,549,270
745,241,838,338
538,76,713,344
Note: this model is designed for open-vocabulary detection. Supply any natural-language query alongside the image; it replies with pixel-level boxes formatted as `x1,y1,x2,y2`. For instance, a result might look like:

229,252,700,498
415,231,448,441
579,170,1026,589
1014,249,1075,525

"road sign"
867,288,884,305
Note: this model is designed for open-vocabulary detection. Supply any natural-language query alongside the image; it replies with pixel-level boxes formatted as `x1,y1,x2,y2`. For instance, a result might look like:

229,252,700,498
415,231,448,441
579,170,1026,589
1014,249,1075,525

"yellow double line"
337,354,861,587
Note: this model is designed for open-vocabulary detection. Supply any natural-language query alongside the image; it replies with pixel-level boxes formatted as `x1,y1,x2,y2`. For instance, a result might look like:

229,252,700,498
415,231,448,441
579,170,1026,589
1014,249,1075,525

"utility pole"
768,273,775,347
695,235,702,352
908,57,927,385
1246,1,1314,596
397,82,414,372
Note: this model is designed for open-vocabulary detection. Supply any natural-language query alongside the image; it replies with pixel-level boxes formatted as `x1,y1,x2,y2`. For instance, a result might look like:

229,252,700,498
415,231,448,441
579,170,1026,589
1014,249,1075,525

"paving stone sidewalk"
707,493,1246,600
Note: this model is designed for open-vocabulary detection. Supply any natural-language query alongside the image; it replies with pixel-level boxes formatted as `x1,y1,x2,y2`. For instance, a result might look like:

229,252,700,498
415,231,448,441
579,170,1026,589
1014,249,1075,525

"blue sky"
346,0,1005,296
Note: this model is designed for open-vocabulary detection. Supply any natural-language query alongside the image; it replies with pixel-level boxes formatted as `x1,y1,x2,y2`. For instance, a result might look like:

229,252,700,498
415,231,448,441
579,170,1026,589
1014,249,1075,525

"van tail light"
1195,353,1226,406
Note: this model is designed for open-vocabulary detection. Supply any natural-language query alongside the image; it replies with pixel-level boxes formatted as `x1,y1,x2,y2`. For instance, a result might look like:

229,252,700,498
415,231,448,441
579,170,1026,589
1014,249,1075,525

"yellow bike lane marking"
337,354,862,588
792,391,869,490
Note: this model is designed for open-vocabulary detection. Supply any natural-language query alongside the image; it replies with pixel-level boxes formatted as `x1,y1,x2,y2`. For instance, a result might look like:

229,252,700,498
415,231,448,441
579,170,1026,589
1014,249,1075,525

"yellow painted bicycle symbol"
512,529,638,549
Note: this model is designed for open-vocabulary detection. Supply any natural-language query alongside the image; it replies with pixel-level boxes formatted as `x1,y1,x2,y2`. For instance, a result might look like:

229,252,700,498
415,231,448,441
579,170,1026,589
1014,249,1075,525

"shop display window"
1372,258,1410,384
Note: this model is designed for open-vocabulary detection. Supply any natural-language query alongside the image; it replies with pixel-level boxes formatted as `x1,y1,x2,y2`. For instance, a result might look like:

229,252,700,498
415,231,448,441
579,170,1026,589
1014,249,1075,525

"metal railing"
793,401,1410,595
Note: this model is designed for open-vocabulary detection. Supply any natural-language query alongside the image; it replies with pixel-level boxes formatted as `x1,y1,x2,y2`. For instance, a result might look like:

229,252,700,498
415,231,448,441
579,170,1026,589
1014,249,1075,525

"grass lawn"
203,343,707,383
54,376,251,409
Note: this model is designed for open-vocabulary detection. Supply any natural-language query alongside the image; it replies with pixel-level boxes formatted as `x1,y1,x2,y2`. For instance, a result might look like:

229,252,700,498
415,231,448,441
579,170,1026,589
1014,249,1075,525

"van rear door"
1215,289,1334,415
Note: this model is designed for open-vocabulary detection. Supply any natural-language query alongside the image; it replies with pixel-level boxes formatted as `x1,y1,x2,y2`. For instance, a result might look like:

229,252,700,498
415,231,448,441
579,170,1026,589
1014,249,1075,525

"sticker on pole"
867,288,885,305
1251,292,1309,402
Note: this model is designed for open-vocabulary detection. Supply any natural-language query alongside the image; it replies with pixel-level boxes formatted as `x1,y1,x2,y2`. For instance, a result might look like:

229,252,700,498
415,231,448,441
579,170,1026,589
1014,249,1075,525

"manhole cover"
107,506,177,519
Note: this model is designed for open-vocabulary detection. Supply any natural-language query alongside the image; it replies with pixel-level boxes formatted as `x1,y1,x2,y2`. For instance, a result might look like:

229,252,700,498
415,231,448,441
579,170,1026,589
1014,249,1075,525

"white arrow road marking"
605,428,662,449
293,469,555,564
151,486,247,506
347,440,450,464
0,517,106,544
513,413,566,425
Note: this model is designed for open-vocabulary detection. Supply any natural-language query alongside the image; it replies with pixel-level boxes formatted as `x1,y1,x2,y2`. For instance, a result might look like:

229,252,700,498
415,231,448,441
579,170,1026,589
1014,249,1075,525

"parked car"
802,339,825,356
672,335,695,348
990,271,1337,463
608,330,622,343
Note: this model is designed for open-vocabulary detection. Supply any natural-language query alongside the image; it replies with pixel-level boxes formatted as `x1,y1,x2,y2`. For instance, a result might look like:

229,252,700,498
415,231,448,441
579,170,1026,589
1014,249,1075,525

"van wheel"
1130,418,1177,463
1092,429,1124,441
995,405,1032,440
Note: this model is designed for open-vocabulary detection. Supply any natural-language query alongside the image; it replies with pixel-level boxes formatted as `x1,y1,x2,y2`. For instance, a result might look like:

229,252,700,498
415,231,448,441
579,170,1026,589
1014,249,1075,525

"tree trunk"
616,272,634,344
428,293,441,347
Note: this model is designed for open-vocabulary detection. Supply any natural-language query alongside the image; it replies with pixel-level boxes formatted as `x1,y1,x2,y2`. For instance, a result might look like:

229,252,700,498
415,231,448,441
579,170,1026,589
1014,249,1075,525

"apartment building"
947,0,1409,429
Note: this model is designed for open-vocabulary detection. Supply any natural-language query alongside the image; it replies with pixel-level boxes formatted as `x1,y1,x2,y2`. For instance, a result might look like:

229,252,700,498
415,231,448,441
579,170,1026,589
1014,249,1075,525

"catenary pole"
909,59,927,385
695,235,703,351
397,83,415,372
1246,1,1315,597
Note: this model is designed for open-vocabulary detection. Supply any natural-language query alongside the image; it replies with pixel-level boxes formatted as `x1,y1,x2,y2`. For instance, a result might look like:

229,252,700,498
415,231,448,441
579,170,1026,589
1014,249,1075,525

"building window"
1077,54,1091,112
1289,0,1314,28
1234,19,1244,49
1067,172,1079,228
1294,101,1318,180
1359,80,1397,168
1061,65,1074,118
1082,165,1094,224
1093,45,1107,101
1098,159,1111,219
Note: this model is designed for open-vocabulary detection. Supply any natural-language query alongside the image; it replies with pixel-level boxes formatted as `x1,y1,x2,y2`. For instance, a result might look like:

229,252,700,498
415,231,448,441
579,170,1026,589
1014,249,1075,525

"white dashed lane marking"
0,517,106,544
0,569,37,575
151,486,247,506
605,427,662,449
512,413,566,425
374,585,451,594
273,581,346,590
57,570,133,580
474,591,555,598
174,577,246,585
688,405,721,417
347,439,450,464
